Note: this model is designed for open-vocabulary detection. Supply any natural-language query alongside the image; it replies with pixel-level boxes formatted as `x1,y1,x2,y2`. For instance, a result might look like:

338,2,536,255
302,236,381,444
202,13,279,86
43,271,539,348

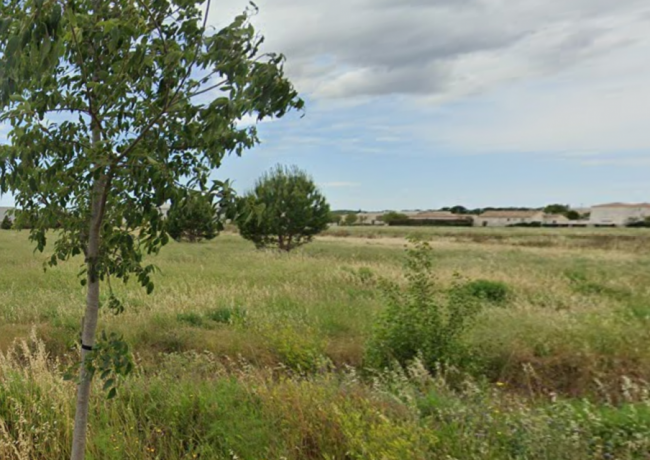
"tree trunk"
71,2,106,457
70,127,109,459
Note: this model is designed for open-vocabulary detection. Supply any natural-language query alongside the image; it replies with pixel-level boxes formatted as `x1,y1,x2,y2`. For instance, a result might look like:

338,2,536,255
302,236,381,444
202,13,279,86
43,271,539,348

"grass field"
1,227,650,459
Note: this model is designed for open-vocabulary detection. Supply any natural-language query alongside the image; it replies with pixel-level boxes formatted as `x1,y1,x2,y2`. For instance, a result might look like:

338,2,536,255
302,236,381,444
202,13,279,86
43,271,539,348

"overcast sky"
3,0,650,210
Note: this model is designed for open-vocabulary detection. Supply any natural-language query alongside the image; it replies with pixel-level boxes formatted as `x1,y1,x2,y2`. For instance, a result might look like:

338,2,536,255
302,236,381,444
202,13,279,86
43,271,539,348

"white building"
474,210,544,227
589,203,650,226
411,211,473,225
356,212,387,226
542,214,570,225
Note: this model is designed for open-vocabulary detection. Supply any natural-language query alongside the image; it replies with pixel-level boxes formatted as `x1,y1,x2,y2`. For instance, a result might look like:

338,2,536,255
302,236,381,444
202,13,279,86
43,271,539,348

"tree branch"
134,0,168,54
112,0,212,166
189,78,227,99
66,5,107,141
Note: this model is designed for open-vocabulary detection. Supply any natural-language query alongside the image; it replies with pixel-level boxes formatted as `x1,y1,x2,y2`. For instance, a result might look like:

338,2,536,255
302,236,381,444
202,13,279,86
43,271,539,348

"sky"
3,0,650,210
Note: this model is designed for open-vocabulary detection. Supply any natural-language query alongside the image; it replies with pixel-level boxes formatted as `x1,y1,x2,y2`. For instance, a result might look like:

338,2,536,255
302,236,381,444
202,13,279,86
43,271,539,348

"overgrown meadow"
2,228,650,459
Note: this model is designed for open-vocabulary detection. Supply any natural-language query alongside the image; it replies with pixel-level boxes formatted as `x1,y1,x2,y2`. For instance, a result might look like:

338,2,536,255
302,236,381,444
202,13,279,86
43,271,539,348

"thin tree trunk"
70,173,108,460
70,121,109,459
70,1,106,456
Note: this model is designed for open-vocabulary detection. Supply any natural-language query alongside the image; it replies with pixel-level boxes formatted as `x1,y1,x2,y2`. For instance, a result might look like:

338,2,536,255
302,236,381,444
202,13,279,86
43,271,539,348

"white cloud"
208,0,650,156
209,0,650,100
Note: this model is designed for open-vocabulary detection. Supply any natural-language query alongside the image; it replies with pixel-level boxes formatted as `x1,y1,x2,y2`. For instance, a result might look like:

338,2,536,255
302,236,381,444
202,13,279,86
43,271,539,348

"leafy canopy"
237,165,330,251
0,0,303,287
343,213,358,226
544,204,571,215
167,190,229,242
380,211,409,225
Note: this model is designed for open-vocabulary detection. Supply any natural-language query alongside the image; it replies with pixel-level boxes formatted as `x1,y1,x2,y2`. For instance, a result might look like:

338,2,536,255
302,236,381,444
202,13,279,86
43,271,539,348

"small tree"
449,205,469,215
565,210,581,220
166,191,227,243
381,211,409,225
0,2,302,458
237,165,330,251
328,212,342,226
1,214,12,230
343,213,358,226
544,204,571,215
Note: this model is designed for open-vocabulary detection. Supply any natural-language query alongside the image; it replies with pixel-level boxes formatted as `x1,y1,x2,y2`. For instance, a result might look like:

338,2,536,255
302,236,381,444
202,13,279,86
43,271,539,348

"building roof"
592,202,650,209
479,210,540,219
411,211,471,220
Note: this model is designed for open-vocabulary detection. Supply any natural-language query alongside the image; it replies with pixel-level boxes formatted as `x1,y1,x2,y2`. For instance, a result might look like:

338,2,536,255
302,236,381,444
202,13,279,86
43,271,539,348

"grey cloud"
210,0,650,100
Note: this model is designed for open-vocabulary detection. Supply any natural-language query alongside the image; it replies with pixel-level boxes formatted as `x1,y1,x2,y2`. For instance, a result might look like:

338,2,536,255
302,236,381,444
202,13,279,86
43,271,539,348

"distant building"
542,214,570,225
411,211,474,226
356,212,387,226
474,210,544,227
589,203,650,226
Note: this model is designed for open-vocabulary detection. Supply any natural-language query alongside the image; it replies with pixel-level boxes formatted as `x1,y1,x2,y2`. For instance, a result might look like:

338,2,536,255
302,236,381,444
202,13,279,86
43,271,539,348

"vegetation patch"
366,239,482,372
455,279,511,305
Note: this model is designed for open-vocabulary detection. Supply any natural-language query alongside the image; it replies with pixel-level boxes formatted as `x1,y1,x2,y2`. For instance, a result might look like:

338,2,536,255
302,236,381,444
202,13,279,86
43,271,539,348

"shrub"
176,312,204,327
366,239,482,372
0,214,12,230
456,279,510,305
205,307,247,325
380,211,409,225
266,325,325,373
343,213,358,226
236,165,331,251
166,192,223,243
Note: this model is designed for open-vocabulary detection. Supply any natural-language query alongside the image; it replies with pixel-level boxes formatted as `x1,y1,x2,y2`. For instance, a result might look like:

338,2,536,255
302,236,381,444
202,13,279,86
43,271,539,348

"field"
2,227,650,459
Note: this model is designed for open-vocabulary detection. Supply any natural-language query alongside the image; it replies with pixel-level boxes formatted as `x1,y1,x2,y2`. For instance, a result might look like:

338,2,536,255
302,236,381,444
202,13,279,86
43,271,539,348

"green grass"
2,228,650,458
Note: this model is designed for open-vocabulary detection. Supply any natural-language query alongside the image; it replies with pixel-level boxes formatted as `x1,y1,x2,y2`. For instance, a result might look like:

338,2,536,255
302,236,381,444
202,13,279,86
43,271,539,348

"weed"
366,239,481,372
455,279,510,305
176,312,204,327
265,325,326,373
205,306,247,325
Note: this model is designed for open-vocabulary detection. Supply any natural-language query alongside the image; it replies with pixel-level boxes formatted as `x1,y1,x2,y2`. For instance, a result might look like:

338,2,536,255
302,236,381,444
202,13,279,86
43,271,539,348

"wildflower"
496,381,506,387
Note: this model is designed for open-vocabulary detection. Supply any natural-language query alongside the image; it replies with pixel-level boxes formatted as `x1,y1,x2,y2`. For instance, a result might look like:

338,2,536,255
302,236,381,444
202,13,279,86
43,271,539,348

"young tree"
343,213,358,226
166,191,226,243
328,212,342,226
544,204,571,215
236,165,330,251
380,211,409,225
0,1,302,458
1,214,12,230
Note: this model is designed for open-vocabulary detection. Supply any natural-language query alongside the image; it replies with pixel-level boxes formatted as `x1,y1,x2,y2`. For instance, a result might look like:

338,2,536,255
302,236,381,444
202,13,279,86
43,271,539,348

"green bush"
366,239,481,372
266,326,325,373
1,215,12,230
205,306,247,325
457,279,510,305
166,191,223,243
236,165,331,251
176,312,204,327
